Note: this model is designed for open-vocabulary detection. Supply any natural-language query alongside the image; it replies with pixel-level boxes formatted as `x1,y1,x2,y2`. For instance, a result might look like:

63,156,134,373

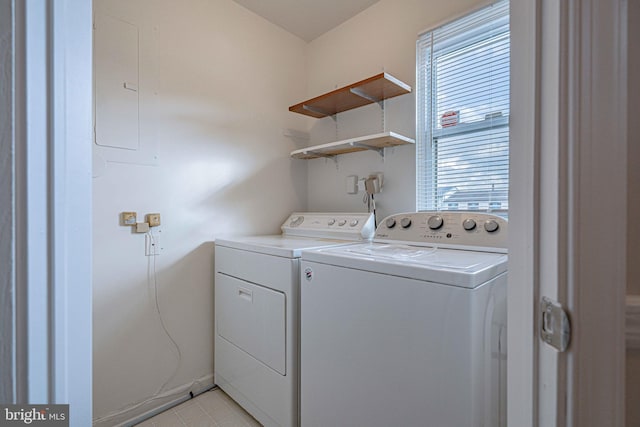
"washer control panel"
375,211,507,252
281,212,375,241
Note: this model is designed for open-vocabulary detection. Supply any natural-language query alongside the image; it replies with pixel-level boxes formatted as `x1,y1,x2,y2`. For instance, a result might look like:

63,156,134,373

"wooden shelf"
289,73,411,118
290,132,415,159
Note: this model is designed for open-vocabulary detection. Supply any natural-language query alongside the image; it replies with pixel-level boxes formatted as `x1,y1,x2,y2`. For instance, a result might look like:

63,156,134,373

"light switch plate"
346,175,358,194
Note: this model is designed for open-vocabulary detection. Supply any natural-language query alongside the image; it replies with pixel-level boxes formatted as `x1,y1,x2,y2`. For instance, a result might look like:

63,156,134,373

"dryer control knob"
350,219,359,227
484,220,500,233
385,218,397,228
427,215,444,230
338,220,347,226
290,216,304,227
463,219,477,231
328,219,336,226
400,217,412,228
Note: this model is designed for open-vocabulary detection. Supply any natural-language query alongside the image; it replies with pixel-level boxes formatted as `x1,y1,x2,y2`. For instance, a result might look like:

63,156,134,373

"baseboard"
92,374,215,427
627,295,640,350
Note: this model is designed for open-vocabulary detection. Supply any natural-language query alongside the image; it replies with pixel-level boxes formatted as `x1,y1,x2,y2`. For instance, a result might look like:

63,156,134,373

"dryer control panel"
281,212,375,241
375,211,507,253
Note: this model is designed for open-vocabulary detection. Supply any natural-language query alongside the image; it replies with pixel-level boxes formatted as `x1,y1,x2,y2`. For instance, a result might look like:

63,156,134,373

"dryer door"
216,273,286,375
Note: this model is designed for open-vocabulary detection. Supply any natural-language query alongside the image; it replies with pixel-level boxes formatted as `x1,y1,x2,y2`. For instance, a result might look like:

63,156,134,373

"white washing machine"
214,212,375,427
299,211,508,427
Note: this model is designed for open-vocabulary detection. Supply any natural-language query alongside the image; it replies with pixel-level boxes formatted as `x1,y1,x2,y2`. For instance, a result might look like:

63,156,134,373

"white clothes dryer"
299,211,508,427
214,212,375,427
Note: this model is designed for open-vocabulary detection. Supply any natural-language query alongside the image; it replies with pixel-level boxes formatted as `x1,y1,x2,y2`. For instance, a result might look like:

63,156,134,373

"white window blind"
416,0,510,214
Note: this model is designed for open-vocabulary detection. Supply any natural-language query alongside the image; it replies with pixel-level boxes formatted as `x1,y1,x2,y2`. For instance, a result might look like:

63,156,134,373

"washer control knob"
338,220,347,226
290,216,304,227
350,219,359,227
328,219,336,226
385,218,397,228
427,215,444,230
462,219,477,231
400,217,412,228
484,220,500,233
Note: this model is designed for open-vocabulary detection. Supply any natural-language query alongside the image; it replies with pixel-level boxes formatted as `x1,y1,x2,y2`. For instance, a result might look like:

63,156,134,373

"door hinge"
540,296,571,352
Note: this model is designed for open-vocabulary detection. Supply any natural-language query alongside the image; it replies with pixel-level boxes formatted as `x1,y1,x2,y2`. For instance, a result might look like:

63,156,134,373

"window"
416,0,510,215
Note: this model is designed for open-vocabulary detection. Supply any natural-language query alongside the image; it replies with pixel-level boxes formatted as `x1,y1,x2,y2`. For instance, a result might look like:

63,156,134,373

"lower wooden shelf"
290,132,415,160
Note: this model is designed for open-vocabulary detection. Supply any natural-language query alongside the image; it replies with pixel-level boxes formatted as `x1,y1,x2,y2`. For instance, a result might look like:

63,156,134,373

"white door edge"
564,0,627,425
509,0,628,426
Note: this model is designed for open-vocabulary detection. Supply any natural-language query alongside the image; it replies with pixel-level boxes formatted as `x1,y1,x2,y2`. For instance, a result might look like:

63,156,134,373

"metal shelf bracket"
350,87,383,109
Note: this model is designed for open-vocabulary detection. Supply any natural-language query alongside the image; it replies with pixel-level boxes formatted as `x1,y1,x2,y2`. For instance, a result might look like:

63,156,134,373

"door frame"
509,0,627,426
0,0,16,403
1,0,93,424
3,0,628,425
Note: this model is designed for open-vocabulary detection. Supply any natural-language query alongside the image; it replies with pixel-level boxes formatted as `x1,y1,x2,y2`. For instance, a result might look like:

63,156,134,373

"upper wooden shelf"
289,73,412,118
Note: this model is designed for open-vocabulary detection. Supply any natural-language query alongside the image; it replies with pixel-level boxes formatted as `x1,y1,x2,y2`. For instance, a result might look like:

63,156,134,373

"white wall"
92,0,308,423
303,0,489,221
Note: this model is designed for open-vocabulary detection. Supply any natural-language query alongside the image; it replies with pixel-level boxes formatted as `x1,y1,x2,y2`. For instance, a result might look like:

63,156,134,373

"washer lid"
301,243,507,288
215,235,358,258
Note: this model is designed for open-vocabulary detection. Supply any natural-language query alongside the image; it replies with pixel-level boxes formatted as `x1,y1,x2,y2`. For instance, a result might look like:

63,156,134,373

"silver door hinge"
540,297,571,352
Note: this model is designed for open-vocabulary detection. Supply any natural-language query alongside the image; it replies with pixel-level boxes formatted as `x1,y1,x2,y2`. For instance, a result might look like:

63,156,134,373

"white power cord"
147,230,182,394
362,191,377,227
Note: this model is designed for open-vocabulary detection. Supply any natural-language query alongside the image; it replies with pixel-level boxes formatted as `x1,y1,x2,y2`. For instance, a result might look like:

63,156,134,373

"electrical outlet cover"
136,222,150,233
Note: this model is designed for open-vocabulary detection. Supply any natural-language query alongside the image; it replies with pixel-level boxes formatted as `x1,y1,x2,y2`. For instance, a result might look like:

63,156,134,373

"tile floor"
135,388,262,427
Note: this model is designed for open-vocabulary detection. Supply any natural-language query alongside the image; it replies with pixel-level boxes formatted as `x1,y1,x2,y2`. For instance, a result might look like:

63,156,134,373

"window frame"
416,0,510,215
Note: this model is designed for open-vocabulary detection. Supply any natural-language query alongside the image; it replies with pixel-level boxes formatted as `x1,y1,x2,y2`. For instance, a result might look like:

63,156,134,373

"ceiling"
232,0,381,42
